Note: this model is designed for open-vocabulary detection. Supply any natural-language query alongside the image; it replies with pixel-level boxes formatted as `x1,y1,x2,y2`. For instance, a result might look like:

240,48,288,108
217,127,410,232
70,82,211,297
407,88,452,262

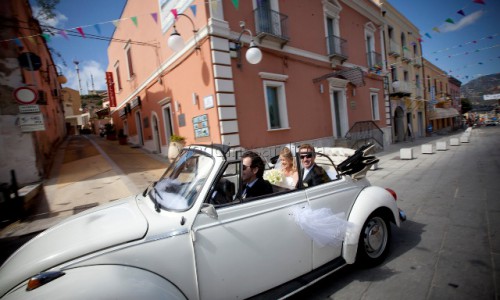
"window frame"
370,92,380,121
113,61,122,92
263,80,289,131
124,41,134,80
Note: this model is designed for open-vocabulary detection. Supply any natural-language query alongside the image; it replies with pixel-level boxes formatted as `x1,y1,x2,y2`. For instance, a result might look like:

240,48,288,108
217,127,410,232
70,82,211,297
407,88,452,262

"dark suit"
302,164,331,187
239,178,273,199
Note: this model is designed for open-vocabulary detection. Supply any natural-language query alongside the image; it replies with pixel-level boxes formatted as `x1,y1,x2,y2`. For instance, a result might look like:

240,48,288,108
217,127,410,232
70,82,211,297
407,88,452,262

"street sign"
19,105,40,113
19,113,45,132
13,87,38,105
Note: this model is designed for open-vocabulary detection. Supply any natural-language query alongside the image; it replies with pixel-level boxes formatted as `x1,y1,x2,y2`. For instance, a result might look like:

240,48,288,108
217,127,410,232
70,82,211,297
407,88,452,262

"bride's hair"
279,147,297,172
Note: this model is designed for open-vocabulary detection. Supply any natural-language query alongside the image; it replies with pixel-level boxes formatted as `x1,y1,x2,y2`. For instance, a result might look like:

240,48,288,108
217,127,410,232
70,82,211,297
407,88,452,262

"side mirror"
201,203,218,219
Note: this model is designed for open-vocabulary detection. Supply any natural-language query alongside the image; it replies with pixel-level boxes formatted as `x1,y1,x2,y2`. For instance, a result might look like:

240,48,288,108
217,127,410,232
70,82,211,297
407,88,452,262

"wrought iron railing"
345,121,384,149
326,35,348,58
253,8,289,41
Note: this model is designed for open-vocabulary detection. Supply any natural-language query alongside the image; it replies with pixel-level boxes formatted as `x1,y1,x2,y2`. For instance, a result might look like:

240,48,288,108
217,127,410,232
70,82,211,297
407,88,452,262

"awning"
313,67,365,87
428,108,460,120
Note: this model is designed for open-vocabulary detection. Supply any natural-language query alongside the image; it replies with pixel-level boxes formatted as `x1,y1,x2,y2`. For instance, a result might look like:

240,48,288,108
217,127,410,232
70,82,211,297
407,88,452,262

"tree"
34,0,60,20
461,98,472,114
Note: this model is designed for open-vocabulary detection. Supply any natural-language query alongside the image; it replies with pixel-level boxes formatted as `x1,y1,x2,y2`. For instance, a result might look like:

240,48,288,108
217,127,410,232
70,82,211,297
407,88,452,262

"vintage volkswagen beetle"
0,144,404,299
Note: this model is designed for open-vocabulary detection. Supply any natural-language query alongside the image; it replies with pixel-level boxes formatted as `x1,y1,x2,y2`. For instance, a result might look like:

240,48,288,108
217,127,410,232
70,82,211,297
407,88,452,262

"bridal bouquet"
263,169,284,185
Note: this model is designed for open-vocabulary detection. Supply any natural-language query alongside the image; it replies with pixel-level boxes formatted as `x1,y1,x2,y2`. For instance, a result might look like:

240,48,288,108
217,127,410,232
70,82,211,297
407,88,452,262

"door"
331,90,348,138
135,111,143,145
163,105,173,147
192,162,312,299
394,106,404,142
152,114,161,153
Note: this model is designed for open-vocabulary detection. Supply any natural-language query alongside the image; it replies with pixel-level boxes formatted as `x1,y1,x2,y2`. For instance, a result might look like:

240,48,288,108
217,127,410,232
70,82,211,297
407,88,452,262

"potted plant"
118,129,128,145
104,123,116,141
168,134,186,163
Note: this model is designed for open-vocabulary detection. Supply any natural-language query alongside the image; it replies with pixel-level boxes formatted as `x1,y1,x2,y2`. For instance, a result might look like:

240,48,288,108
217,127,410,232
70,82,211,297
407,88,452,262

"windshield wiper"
144,181,161,213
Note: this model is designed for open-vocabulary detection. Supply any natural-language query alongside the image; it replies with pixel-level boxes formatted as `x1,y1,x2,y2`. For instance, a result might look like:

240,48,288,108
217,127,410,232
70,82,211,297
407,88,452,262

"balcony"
326,35,348,64
402,48,412,62
413,57,422,67
366,51,383,72
388,40,401,57
254,8,289,48
415,87,423,98
390,80,412,97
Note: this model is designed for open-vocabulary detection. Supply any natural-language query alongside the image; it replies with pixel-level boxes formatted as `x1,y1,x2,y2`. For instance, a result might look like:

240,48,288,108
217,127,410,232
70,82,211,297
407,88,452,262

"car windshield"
150,149,214,211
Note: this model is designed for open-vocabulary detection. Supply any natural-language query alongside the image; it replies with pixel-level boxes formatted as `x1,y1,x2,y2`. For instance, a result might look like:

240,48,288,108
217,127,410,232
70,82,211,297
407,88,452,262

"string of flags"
421,0,486,41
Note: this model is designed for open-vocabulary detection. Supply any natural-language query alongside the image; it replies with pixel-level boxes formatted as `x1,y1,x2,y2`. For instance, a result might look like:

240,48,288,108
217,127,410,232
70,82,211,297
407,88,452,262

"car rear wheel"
356,213,391,267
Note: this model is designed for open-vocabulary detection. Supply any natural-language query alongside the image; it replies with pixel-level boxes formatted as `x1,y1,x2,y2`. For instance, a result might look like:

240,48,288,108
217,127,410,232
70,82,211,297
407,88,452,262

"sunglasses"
242,164,252,170
300,153,313,160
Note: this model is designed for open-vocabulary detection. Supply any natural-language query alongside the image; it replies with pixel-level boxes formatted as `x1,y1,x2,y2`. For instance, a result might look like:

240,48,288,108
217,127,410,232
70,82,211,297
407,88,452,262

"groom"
298,144,331,187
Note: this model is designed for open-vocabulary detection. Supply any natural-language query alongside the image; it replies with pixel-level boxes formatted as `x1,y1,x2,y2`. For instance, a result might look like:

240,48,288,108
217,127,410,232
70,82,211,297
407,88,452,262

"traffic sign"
14,87,38,105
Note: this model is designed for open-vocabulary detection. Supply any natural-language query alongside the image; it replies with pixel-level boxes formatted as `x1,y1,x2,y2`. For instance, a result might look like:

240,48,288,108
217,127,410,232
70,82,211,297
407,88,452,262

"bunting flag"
171,8,178,19
14,38,23,47
457,9,465,16
112,20,120,27
27,36,37,45
41,33,51,42
59,30,69,40
131,16,138,27
94,24,102,35
189,4,197,16
432,27,440,33
425,33,432,39
445,18,455,24
76,27,85,38
151,12,158,23
473,0,485,4
232,0,239,9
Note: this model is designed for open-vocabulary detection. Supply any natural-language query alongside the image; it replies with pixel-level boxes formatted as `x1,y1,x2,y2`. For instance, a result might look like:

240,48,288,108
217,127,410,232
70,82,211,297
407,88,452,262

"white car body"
0,144,403,300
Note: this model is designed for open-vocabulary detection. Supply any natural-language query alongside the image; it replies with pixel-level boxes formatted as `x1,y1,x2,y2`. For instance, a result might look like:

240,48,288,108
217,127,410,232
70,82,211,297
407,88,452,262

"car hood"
0,196,148,296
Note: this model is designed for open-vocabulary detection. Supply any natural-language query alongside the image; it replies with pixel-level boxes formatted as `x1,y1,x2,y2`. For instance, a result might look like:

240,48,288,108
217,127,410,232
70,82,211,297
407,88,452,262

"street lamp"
231,21,263,68
167,13,200,52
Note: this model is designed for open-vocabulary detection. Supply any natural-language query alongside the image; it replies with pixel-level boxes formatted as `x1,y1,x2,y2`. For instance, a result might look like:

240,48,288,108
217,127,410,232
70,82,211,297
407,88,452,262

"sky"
28,0,500,94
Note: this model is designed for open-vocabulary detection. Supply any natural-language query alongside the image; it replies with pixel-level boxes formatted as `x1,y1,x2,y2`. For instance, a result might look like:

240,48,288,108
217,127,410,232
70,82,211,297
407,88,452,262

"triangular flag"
14,38,23,47
190,4,197,16
94,24,102,35
151,12,158,23
112,20,120,27
445,18,454,24
41,33,51,42
425,33,432,39
478,62,483,64
27,36,37,45
472,40,477,43
131,16,138,27
171,9,178,19
473,0,485,4
76,27,86,38
418,37,423,42
457,9,465,16
432,27,440,33
232,0,239,9
59,30,69,39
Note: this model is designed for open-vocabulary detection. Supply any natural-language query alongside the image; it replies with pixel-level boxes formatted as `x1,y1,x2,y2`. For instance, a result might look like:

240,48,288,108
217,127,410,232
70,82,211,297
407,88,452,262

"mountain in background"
461,73,500,103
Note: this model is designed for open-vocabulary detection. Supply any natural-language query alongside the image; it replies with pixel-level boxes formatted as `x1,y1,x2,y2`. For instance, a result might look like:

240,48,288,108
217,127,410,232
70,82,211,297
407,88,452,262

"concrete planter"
168,141,185,163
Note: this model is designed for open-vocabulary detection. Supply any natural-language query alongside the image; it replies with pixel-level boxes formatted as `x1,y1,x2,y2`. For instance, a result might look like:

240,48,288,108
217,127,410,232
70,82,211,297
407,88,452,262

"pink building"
108,0,389,156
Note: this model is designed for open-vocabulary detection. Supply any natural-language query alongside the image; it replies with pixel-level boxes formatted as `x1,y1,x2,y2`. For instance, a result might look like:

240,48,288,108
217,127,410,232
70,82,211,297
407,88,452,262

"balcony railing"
366,51,383,71
254,7,289,47
326,35,348,62
402,48,412,62
413,57,422,67
388,40,401,57
415,87,423,98
345,121,384,149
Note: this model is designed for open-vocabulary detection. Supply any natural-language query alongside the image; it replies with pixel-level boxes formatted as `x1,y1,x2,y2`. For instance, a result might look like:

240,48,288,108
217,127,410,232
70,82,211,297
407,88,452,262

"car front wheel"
356,213,391,267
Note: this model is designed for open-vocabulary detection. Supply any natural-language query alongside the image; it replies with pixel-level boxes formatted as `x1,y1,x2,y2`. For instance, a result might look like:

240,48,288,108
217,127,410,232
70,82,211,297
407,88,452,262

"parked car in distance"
0,144,405,300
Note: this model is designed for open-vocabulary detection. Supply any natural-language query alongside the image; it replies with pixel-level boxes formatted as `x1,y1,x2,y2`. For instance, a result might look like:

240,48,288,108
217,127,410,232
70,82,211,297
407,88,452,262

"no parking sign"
13,86,38,105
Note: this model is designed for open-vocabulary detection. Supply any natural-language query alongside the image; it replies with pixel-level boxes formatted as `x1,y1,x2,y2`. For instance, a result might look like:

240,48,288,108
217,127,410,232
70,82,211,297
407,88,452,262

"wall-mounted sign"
14,87,38,105
105,72,116,107
18,105,40,113
19,113,45,132
193,114,209,138
203,95,214,109
131,96,141,109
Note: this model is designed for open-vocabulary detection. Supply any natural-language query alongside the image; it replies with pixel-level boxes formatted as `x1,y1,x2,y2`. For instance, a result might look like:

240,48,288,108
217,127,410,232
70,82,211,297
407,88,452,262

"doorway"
152,113,161,153
135,111,144,145
331,89,348,138
163,104,174,147
394,107,404,142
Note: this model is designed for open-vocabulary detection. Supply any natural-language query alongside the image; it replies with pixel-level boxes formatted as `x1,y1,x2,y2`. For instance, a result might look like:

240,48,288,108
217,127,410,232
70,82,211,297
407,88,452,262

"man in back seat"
298,144,331,187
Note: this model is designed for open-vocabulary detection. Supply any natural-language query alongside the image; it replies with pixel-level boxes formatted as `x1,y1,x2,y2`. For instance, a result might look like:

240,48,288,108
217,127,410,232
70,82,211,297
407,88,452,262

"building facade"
0,0,66,185
376,0,425,142
423,58,460,133
107,0,390,157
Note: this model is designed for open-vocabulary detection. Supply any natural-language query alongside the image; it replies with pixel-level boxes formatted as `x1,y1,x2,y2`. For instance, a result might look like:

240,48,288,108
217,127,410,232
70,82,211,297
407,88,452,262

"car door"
191,163,312,299
302,153,362,268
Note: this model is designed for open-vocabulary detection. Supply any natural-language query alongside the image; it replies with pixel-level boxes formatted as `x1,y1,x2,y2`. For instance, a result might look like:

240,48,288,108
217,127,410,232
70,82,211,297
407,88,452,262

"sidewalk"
0,129,468,239
0,134,169,238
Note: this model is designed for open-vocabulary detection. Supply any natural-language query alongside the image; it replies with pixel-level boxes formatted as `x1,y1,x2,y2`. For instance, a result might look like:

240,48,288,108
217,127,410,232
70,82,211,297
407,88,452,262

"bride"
278,147,299,188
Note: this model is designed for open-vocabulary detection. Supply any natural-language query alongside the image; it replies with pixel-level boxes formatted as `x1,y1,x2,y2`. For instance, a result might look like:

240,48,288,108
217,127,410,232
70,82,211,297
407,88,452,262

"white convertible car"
0,144,404,300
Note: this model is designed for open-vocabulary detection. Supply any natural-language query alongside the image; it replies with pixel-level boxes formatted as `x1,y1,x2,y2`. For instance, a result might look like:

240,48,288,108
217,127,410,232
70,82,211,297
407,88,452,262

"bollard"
450,138,460,146
436,141,448,151
400,148,413,160
421,144,434,154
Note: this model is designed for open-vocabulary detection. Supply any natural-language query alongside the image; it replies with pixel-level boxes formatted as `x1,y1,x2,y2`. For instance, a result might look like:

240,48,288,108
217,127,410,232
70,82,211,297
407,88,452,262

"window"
403,71,409,82
391,66,398,82
323,0,341,55
264,81,288,130
114,61,122,91
371,93,380,120
415,74,420,89
125,41,134,79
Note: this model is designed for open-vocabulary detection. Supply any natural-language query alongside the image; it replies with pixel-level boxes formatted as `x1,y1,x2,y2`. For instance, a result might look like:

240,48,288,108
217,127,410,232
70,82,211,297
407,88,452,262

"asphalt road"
290,126,500,300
